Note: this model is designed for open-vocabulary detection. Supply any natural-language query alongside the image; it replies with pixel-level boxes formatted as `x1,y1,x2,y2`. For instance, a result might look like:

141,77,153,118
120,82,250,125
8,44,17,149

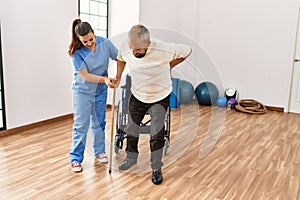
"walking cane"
109,88,116,174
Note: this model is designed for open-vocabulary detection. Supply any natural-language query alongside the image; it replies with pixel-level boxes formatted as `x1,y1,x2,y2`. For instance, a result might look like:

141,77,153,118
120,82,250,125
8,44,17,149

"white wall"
109,0,140,37
0,0,139,129
4,0,296,129
0,0,76,129
107,0,140,104
140,0,300,111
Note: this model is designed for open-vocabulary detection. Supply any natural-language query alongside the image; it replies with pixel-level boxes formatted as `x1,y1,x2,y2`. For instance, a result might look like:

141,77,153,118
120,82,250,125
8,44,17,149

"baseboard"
0,106,115,138
0,113,73,138
108,103,284,112
265,106,284,112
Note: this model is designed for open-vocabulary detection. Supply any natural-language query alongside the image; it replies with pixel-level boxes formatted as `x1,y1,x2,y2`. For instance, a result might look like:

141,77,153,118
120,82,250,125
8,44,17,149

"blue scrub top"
72,36,118,95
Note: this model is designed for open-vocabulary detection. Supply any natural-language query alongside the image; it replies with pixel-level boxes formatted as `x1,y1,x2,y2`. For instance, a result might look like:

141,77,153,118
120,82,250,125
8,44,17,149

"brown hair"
68,19,94,56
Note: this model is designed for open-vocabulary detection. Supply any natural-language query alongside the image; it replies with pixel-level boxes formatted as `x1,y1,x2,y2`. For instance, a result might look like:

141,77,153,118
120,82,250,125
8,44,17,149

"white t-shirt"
118,38,191,103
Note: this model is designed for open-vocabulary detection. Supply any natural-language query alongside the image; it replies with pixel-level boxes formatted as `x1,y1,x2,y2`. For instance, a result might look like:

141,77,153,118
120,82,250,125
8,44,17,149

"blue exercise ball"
180,80,194,104
216,96,227,107
195,82,219,105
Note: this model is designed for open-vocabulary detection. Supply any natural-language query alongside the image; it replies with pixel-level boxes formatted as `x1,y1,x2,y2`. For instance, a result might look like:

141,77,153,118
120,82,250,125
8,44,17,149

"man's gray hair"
128,25,150,42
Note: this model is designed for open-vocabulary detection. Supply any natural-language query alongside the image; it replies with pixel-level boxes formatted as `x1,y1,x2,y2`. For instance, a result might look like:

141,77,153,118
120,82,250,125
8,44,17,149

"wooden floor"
1,104,300,200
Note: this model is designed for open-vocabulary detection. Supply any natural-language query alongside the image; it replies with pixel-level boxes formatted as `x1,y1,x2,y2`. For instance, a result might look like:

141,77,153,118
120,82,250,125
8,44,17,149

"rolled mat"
235,99,267,114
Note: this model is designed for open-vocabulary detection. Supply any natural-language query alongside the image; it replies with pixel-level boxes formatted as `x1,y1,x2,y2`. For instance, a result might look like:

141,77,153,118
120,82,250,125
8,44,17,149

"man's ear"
147,40,151,47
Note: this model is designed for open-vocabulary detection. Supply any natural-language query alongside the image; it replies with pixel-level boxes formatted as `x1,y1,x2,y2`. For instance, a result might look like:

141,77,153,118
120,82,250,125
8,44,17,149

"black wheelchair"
114,75,171,156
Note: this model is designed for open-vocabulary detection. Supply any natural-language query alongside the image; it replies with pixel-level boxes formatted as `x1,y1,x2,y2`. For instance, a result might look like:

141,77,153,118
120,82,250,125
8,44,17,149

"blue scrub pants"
70,88,107,163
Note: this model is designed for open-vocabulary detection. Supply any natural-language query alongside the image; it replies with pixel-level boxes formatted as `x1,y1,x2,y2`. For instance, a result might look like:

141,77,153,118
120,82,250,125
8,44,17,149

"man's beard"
134,53,146,58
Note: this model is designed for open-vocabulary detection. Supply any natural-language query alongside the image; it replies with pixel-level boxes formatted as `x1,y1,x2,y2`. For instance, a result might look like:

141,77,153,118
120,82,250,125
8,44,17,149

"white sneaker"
97,154,108,163
71,163,82,172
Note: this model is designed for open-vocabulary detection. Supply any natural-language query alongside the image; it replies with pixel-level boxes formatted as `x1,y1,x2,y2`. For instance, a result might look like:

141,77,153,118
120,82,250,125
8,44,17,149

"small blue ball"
216,96,227,107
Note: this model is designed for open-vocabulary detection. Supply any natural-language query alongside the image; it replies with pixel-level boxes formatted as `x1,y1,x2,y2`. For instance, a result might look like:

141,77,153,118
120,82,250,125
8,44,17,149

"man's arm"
169,48,192,68
115,59,126,87
169,57,186,68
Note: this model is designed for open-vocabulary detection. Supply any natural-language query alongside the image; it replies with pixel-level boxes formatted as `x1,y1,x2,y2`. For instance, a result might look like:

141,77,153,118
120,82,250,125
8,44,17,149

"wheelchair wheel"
114,101,127,154
163,107,170,156
163,137,170,156
114,102,121,154
114,135,120,153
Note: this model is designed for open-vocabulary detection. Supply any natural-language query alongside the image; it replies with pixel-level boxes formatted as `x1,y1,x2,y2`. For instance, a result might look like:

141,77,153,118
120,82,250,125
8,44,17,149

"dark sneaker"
118,159,137,170
152,169,163,185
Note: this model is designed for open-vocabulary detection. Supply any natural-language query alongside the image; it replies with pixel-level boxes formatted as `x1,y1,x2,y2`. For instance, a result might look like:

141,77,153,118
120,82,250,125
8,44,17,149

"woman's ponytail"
68,18,83,56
